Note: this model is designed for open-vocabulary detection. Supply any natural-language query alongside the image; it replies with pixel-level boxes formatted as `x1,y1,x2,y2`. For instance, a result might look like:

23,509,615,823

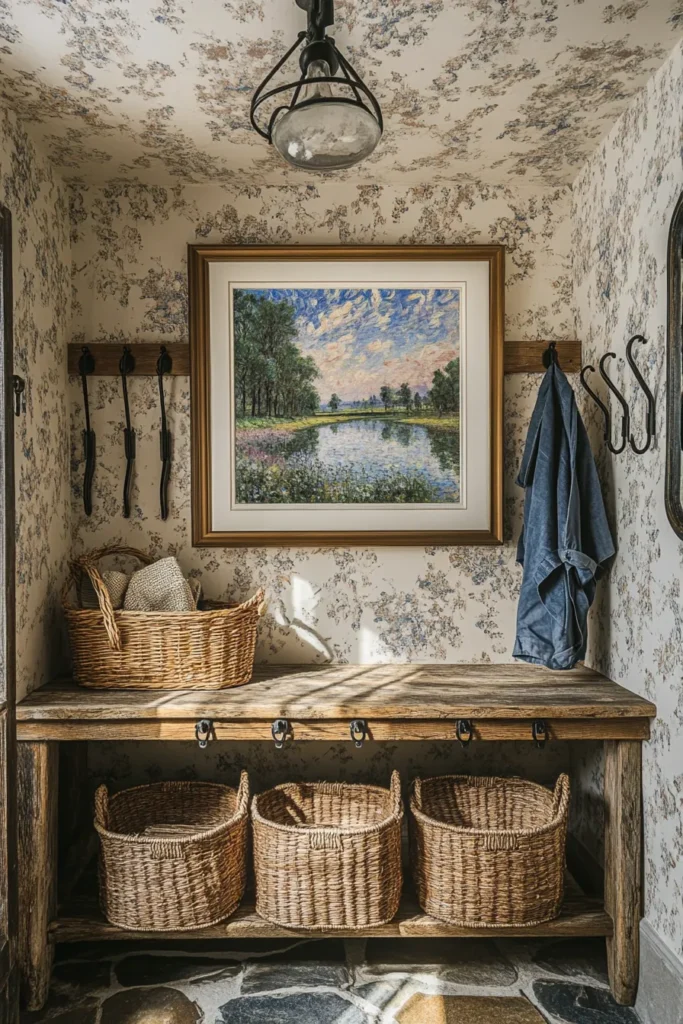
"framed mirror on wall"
666,191,683,540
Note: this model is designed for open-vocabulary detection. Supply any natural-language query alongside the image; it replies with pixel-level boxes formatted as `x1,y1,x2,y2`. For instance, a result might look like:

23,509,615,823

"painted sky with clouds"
237,286,461,403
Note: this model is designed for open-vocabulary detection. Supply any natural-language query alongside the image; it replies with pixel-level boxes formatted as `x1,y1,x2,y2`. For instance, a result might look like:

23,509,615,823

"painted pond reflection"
235,415,461,504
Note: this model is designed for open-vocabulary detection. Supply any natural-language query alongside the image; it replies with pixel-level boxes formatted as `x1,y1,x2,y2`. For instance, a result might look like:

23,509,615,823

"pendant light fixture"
250,0,383,171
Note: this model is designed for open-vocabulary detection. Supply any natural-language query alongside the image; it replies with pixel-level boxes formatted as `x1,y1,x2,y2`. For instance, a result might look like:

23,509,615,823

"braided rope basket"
410,773,570,927
95,774,249,931
63,545,265,689
252,772,403,930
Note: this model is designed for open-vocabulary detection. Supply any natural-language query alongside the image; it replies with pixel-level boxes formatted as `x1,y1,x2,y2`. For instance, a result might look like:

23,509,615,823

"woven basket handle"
64,546,154,652
236,770,250,815
148,838,189,861
552,773,571,820
479,832,519,852
94,784,109,829
238,588,266,616
390,770,402,817
308,830,342,851
412,777,422,810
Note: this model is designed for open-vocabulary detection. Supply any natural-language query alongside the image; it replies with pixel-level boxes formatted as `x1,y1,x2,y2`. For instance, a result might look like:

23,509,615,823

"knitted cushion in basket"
63,545,264,689
123,557,197,612
80,570,129,611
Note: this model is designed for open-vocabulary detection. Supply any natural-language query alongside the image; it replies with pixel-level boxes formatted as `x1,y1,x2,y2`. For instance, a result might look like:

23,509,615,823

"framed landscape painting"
189,245,503,546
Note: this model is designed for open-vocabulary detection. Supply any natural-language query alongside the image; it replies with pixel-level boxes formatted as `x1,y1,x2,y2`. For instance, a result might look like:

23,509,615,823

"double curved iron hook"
625,335,655,453
580,337,656,455
598,352,630,454
580,354,629,454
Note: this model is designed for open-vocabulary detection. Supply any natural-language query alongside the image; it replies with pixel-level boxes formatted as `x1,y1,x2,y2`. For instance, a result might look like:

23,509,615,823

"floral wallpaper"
572,36,683,961
0,0,681,185
67,177,581,809
0,0,677,991
68,178,572,667
0,102,71,700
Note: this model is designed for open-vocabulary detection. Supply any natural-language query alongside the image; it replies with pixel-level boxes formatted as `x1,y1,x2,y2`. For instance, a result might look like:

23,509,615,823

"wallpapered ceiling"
0,104,71,700
69,179,571,665
0,0,681,184
573,38,683,958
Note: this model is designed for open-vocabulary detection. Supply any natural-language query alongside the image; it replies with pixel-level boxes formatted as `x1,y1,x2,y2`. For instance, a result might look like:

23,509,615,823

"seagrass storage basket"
64,545,265,689
252,772,403,930
410,773,570,928
95,774,249,931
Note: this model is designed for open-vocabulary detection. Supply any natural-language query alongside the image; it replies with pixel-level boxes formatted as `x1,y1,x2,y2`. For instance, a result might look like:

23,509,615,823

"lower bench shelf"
51,875,611,943
18,666,651,1009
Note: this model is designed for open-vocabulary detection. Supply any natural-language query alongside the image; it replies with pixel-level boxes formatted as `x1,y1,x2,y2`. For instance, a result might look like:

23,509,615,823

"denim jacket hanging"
513,361,615,670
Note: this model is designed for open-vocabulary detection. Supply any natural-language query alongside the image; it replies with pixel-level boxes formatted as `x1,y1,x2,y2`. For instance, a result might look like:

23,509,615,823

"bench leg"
604,739,642,1005
17,741,57,1011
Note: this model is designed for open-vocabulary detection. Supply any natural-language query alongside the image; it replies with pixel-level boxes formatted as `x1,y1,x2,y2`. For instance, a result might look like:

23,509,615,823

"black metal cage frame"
249,0,383,146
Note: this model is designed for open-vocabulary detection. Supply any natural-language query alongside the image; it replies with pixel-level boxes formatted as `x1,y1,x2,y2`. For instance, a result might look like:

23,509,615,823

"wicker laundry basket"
252,772,403,930
95,774,249,931
410,773,570,928
64,545,265,689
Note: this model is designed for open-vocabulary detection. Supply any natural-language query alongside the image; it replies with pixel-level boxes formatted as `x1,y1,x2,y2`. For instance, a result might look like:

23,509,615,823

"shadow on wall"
266,572,399,664
268,573,335,662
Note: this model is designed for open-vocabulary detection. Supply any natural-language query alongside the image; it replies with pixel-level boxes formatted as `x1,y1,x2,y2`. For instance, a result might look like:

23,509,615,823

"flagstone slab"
241,962,350,994
217,992,369,1023
532,981,640,1023
364,937,517,985
52,960,112,991
100,986,202,1024
396,994,547,1023
21,999,100,1024
353,980,398,1011
115,955,240,987
533,940,609,983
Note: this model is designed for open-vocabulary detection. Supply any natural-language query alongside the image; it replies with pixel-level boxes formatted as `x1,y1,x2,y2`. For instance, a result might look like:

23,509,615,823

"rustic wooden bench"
15,663,656,1010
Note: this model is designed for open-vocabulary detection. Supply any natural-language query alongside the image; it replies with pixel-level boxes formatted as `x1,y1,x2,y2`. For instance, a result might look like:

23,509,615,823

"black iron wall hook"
119,346,136,518
542,340,559,369
78,346,96,516
157,346,173,520
580,342,656,457
598,353,630,455
580,364,620,452
625,335,656,453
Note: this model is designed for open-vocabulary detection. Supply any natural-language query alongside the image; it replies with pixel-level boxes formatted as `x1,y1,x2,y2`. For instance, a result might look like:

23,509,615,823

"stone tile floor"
21,937,643,1023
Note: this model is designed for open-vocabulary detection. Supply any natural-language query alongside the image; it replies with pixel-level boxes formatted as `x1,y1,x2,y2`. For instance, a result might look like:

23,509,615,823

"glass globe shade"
272,59,381,171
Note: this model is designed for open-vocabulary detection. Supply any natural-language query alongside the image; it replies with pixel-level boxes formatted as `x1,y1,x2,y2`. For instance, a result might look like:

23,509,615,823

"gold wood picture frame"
189,244,504,546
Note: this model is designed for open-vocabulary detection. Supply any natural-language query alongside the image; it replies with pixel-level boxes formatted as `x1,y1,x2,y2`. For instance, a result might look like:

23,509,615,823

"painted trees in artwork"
430,358,460,416
379,384,394,411
398,382,412,411
234,290,320,418
234,286,460,424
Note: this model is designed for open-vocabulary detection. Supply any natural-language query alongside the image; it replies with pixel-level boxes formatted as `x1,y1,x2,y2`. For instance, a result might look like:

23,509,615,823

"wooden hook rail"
68,340,581,377
68,343,190,376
